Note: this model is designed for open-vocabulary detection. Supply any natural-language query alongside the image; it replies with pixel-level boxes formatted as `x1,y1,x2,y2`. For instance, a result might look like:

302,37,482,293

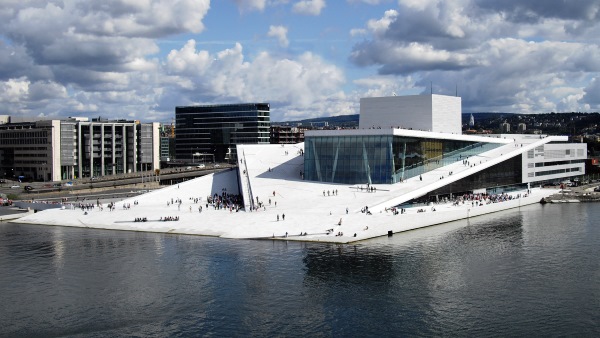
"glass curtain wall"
304,135,392,184
304,135,501,184
391,137,501,183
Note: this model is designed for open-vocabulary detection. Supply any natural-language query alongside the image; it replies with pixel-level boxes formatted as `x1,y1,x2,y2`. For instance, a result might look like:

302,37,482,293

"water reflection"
303,244,395,283
0,203,599,337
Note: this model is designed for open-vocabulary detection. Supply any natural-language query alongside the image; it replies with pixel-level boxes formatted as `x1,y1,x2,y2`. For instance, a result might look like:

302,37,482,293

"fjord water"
1,203,599,337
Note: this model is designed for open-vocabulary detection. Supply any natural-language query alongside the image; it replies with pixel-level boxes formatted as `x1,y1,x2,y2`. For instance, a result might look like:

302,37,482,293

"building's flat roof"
305,128,525,144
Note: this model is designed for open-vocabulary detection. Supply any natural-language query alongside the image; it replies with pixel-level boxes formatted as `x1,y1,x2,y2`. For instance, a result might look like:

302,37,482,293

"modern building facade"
175,103,270,162
359,94,462,134
270,125,305,144
303,94,586,198
304,129,586,197
0,117,160,181
159,123,175,162
522,139,586,183
304,129,504,185
0,120,60,182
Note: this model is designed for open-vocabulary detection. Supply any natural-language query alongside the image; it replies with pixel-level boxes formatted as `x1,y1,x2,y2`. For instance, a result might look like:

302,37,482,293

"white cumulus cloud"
267,25,290,47
292,0,326,15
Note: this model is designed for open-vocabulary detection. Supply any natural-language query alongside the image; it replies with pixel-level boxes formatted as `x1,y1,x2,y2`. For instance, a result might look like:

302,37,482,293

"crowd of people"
450,192,525,207
208,191,243,212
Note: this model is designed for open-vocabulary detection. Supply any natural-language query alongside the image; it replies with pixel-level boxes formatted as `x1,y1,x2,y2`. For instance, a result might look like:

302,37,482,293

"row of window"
534,167,581,176
13,154,48,158
176,104,269,114
179,113,270,119
0,138,48,145
532,159,586,167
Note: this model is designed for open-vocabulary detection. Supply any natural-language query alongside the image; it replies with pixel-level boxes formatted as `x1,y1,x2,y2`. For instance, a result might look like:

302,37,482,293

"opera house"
17,94,586,242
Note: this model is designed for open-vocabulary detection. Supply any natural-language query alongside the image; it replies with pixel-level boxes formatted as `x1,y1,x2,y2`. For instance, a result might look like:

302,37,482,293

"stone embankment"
542,184,600,203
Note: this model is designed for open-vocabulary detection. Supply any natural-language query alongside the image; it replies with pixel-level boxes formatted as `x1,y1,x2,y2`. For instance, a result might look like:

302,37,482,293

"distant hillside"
276,114,359,127
280,112,507,127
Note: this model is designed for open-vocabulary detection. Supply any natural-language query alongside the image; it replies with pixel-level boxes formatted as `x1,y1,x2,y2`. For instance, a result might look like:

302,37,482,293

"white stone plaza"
15,94,584,242
16,136,560,243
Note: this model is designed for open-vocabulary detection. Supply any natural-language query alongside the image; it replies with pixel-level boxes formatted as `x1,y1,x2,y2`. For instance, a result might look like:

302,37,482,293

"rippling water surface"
1,203,599,337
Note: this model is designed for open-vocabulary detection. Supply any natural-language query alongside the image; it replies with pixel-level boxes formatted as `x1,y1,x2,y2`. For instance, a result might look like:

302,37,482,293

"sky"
1,0,600,123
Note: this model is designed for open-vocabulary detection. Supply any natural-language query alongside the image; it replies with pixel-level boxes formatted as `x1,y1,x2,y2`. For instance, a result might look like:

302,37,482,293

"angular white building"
16,95,588,243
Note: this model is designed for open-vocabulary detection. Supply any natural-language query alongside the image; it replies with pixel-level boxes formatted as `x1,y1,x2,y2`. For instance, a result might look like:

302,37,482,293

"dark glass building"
175,103,270,162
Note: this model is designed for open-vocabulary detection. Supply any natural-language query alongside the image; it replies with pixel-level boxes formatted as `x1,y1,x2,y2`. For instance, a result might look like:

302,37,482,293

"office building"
0,117,160,181
175,103,270,162
270,126,305,144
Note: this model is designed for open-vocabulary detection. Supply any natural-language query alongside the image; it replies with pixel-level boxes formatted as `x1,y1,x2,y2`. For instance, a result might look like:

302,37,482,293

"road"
0,164,235,200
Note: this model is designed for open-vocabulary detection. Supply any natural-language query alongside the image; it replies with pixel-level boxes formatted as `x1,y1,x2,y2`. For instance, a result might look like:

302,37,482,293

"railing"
240,151,255,210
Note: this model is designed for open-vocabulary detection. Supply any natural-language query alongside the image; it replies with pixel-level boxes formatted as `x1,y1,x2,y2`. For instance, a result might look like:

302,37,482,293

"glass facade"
304,135,501,184
425,155,523,197
175,103,270,162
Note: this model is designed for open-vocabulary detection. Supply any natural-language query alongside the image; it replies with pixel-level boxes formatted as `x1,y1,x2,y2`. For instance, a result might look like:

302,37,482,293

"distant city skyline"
2,1,600,123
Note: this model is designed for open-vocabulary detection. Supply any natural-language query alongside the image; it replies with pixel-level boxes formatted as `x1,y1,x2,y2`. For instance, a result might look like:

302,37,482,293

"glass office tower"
304,134,502,184
175,103,270,162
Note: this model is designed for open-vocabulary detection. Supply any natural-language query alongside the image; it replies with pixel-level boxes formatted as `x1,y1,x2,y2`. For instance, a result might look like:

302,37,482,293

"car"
214,164,221,167
10,185,20,189
24,185,34,191
186,166,192,170
196,164,206,169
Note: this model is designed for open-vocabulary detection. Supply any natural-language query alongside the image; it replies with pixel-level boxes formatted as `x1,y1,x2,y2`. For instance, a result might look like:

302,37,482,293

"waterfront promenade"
15,142,558,243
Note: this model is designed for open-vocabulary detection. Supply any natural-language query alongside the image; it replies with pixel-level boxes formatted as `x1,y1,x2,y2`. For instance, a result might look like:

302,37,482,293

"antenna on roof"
455,84,458,97
430,81,433,94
